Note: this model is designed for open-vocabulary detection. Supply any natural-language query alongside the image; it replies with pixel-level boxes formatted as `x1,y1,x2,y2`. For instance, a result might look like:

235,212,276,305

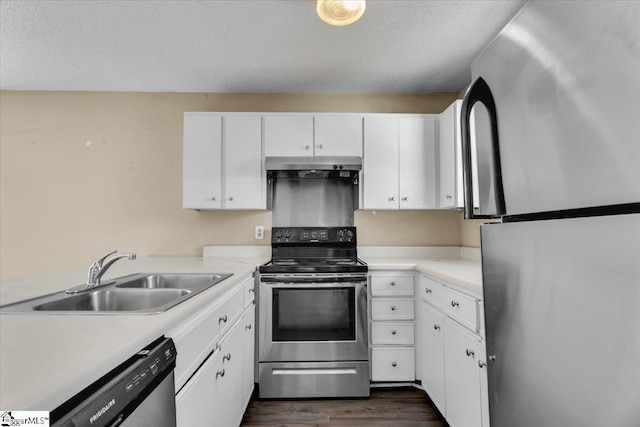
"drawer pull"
434,324,441,331
246,324,252,330
391,330,397,335
390,281,396,286
223,353,231,362
466,349,475,357
216,369,225,379
451,301,460,308
390,306,396,311
478,361,487,368
391,362,397,367
425,288,432,294
219,314,228,324
249,288,255,293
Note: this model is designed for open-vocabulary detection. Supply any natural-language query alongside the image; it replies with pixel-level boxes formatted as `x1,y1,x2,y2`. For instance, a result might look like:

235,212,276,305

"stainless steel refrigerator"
460,2,640,426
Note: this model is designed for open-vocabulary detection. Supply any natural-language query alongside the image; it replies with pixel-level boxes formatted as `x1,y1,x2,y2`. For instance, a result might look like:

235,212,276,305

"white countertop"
0,256,266,411
0,251,481,411
364,257,483,296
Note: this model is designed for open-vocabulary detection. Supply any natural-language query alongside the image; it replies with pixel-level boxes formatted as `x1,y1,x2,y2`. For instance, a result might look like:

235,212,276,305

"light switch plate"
255,225,265,240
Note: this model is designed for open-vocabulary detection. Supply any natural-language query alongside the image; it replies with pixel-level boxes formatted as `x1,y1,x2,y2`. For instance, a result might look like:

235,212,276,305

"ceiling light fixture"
317,0,366,27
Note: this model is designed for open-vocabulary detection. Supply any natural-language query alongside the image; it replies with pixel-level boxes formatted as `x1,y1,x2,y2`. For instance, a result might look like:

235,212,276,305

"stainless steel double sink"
0,273,232,314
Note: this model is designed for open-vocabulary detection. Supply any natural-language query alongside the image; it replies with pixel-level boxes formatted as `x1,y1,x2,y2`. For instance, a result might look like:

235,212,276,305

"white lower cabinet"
173,276,256,427
416,300,446,414
415,273,489,427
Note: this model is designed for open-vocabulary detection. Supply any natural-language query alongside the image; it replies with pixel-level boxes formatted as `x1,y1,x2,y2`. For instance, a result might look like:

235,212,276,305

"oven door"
259,275,368,362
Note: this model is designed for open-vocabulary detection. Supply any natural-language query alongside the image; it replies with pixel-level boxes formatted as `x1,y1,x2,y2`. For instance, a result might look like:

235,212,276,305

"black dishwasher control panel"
52,337,176,427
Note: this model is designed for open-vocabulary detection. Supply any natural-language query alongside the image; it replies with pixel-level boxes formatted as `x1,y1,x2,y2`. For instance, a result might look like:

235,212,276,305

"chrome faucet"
67,250,137,293
86,250,137,288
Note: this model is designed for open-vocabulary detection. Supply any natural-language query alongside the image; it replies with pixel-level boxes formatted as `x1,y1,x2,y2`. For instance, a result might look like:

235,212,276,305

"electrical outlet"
255,225,265,240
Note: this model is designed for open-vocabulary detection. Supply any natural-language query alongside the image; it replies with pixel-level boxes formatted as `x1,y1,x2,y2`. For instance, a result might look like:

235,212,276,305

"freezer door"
468,1,640,216
481,213,640,427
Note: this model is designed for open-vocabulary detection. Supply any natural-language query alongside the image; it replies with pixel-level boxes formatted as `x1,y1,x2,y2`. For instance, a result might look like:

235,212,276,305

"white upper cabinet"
364,115,437,210
183,113,264,210
399,117,436,209
183,113,222,209
363,117,399,209
314,116,363,157
223,116,264,209
264,116,314,157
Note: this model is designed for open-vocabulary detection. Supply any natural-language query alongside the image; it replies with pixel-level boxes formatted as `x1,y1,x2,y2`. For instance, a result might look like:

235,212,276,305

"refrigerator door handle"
460,76,506,219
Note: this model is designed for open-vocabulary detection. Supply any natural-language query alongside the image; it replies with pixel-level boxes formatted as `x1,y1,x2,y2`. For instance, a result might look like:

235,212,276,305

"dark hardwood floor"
241,387,448,426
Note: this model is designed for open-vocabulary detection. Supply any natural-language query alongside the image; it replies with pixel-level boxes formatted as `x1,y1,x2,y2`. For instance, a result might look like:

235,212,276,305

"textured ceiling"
0,0,526,94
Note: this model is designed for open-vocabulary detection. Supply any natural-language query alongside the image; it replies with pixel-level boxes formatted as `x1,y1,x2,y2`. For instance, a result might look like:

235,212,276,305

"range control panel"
272,227,356,244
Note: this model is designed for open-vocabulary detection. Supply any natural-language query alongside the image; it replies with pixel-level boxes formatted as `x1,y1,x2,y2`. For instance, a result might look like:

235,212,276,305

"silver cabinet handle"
401,197,408,201
434,324,441,330
446,195,452,199
211,196,216,201
305,145,310,150
317,144,324,149
228,196,233,201
223,353,231,362
219,314,228,324
246,324,252,330
391,362,397,367
389,196,396,201
391,330,397,335
478,361,486,368
390,281,396,286
466,349,475,357
216,369,225,379
451,301,460,307
249,288,255,293
390,306,396,311
425,288,432,294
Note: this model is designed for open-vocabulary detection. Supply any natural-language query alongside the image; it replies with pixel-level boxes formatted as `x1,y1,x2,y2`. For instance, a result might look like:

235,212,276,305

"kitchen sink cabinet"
363,116,437,210
183,113,265,210
173,275,256,427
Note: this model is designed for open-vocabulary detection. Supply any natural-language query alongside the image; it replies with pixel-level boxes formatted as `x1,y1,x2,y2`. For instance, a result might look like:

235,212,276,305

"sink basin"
116,274,230,291
0,272,233,314
33,288,190,312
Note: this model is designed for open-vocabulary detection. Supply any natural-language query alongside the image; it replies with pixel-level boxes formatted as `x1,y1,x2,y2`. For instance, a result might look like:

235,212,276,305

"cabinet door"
215,322,244,427
264,116,314,157
418,301,446,415
242,305,256,411
314,116,363,157
438,101,458,208
363,117,399,209
175,350,222,426
223,116,264,209
399,117,437,209
183,113,222,209
444,317,483,427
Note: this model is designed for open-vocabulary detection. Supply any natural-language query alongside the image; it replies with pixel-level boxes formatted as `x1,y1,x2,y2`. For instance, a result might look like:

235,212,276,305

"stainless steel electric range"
257,226,370,399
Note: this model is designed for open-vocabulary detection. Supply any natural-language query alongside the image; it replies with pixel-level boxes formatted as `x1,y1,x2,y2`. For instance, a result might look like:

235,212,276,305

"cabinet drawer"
419,275,445,308
371,299,414,321
371,347,415,381
371,322,414,345
441,286,479,332
243,277,255,309
371,274,414,296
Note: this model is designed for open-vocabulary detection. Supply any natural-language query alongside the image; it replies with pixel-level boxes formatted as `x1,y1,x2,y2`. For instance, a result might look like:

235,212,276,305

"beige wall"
0,91,465,280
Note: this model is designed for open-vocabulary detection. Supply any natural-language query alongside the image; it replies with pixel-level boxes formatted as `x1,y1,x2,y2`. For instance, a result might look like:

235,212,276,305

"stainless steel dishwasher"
51,337,177,427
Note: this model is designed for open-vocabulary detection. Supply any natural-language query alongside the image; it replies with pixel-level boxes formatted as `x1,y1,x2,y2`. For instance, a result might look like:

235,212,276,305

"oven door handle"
260,276,367,284
263,282,366,289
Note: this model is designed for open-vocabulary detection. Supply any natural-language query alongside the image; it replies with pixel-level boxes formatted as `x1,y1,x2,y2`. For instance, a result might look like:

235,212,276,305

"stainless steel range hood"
265,156,362,172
